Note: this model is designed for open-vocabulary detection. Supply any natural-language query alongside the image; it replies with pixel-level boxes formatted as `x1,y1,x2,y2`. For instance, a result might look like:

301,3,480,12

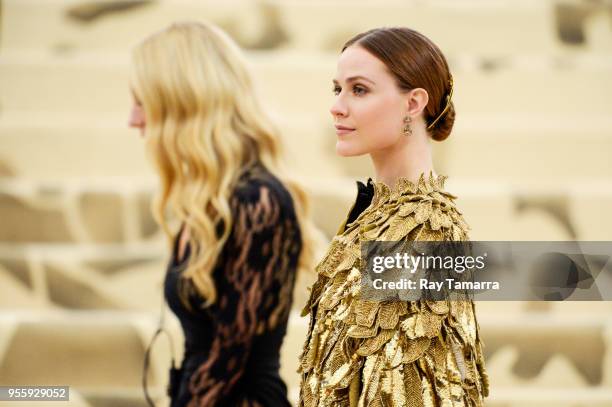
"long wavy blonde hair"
130,21,314,307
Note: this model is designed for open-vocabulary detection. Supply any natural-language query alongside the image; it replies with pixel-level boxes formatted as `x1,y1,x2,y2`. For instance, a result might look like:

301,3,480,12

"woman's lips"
335,124,355,135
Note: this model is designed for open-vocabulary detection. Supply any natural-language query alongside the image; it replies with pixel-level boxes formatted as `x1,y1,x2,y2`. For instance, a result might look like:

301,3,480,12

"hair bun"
429,101,455,142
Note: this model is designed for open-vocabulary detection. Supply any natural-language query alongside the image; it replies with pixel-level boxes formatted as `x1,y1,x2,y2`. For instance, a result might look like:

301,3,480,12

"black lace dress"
164,164,302,407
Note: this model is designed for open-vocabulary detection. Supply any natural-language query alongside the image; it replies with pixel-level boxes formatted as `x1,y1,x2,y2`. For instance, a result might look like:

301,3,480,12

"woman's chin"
335,141,362,157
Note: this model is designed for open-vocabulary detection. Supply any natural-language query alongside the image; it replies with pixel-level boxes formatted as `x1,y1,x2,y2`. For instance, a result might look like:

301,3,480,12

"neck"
370,127,436,188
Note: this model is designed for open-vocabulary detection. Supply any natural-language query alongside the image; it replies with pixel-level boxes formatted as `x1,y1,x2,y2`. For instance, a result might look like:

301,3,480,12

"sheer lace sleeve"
187,178,300,406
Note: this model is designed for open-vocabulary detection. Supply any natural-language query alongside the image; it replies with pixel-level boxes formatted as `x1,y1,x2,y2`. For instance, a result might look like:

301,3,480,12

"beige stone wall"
1,0,611,405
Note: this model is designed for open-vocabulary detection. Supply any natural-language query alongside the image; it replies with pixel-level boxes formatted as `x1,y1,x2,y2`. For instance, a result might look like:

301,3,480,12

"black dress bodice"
164,163,302,406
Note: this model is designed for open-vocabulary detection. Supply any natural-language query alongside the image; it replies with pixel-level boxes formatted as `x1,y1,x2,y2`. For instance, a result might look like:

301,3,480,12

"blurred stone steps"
2,51,611,116
0,243,167,311
0,389,149,407
1,0,267,54
2,0,610,55
2,308,612,406
2,110,612,182
2,175,612,245
286,387,612,407
0,111,339,180
477,388,612,407
0,178,159,243
271,0,612,55
0,310,174,406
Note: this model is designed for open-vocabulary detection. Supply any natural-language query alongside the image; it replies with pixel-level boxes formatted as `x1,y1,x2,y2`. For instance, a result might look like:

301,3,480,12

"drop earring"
403,116,412,136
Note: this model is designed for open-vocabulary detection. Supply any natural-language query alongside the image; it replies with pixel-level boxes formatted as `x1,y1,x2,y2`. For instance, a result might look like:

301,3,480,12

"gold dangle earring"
403,116,412,136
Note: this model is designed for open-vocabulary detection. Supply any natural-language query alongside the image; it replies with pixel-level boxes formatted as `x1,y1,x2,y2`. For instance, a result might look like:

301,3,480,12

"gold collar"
370,170,453,207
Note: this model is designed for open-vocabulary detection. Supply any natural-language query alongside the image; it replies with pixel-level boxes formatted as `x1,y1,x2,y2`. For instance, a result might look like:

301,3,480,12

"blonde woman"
299,27,489,406
129,21,311,407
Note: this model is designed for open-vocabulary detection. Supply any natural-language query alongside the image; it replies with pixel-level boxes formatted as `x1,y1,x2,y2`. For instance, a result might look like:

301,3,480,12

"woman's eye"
353,86,367,95
333,86,341,95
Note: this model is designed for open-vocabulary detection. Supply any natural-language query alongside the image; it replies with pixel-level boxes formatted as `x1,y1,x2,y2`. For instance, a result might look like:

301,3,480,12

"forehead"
335,45,389,82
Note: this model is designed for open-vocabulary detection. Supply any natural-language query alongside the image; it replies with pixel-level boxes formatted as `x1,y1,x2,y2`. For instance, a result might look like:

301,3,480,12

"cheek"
354,95,402,147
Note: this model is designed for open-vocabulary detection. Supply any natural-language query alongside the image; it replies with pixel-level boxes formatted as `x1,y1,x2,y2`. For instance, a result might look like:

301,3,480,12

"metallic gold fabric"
298,172,490,406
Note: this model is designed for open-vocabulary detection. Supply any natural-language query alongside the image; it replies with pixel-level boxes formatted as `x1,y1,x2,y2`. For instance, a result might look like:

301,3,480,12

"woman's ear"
405,88,429,117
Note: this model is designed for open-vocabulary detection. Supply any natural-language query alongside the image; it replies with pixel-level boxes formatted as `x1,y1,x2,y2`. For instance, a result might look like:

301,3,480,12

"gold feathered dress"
298,172,489,407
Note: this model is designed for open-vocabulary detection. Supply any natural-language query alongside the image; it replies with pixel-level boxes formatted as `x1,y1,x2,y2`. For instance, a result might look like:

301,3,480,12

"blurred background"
1,0,611,406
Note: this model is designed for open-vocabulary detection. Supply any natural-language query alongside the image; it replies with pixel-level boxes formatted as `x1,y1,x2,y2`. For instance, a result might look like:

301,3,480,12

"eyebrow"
332,75,375,85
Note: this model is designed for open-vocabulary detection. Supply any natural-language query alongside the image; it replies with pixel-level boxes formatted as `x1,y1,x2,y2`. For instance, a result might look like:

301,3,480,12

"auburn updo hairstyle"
341,27,455,142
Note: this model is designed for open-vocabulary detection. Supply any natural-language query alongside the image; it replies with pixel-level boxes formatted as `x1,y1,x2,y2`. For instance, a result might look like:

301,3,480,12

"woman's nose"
330,98,348,118
129,106,144,129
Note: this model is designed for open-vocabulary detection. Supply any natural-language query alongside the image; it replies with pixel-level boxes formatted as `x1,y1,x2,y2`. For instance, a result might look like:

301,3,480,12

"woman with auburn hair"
129,21,313,406
298,27,489,406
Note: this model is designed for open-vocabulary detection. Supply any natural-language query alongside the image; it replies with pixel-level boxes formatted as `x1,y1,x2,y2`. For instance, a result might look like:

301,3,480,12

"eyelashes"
332,85,368,96
353,86,367,96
